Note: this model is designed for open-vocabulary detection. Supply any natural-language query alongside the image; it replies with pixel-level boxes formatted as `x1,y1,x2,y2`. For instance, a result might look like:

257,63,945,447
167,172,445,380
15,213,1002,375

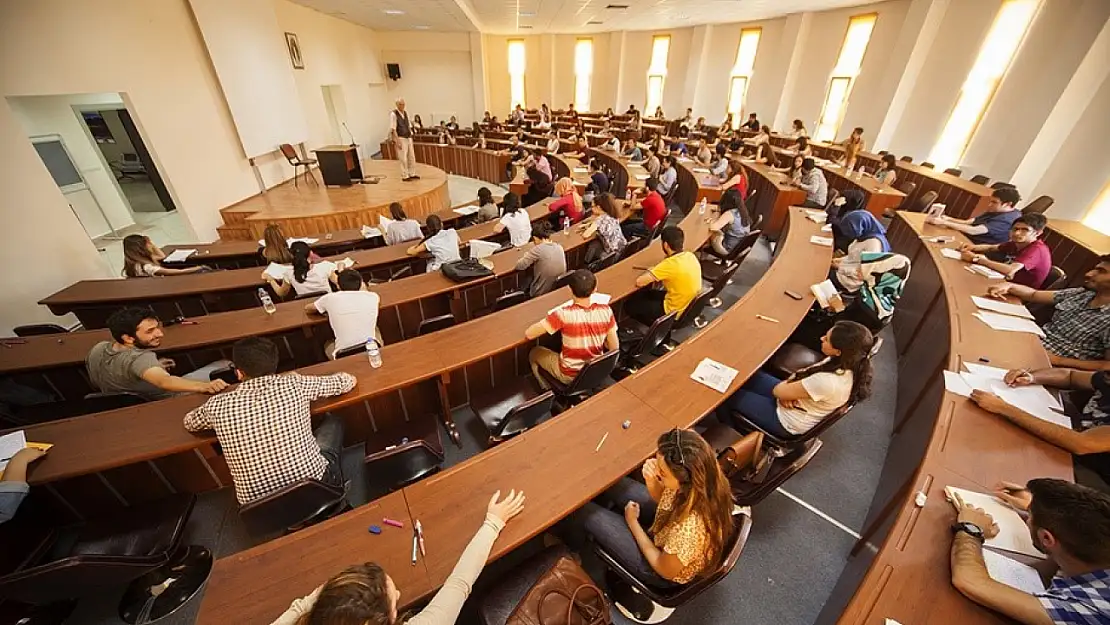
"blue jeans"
716,370,793,438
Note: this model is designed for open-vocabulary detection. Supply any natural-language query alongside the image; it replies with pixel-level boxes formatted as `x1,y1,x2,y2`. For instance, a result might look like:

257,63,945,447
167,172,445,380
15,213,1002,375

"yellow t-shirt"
650,251,702,315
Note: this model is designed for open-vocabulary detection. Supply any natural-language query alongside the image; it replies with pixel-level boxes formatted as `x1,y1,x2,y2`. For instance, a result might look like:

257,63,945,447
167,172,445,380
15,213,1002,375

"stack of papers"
634,174,650,180
361,225,382,239
573,167,588,173
263,262,290,280
690,358,740,393
453,205,480,216
336,258,356,270
804,210,827,223
982,550,1045,594
942,362,1069,427
967,264,1005,279
810,236,833,247
971,295,1033,319
940,247,963,260
164,249,196,263
973,310,1045,337
944,487,1045,558
469,239,501,260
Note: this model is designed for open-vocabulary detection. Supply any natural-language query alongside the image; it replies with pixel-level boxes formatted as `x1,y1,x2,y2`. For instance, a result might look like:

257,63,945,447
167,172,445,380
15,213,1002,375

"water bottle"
366,338,383,369
699,197,707,215
258,288,276,315
563,216,571,232
626,188,633,201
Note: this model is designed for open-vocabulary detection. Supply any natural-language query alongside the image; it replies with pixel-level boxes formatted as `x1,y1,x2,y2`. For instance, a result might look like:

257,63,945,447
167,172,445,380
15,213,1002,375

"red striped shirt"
542,302,616,377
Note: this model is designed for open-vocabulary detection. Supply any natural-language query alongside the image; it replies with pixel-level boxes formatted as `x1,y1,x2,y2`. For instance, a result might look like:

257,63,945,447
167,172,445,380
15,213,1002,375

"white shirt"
777,369,853,435
500,210,532,247
424,229,462,272
313,290,381,357
281,263,333,297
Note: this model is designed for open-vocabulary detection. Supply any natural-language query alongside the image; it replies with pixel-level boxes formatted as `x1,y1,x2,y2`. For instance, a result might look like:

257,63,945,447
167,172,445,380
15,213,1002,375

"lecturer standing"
390,97,419,182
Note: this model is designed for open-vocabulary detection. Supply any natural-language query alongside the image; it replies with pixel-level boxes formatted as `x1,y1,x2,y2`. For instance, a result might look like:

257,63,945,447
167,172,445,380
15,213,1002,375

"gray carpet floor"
68,234,899,625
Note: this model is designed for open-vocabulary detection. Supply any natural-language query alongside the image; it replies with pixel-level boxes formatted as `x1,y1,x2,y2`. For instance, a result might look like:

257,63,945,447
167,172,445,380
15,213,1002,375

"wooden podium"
313,145,364,186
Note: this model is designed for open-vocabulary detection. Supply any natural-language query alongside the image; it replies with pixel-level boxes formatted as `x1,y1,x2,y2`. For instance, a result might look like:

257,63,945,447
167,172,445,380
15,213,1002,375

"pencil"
756,314,780,323
595,432,609,452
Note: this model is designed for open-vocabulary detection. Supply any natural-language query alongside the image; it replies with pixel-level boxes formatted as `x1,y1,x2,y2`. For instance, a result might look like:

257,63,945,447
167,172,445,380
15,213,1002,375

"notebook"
944,487,1044,559
164,249,196,263
690,358,740,393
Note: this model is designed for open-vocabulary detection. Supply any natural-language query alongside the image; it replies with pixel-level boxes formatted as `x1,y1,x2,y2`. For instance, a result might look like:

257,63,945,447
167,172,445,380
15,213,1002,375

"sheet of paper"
361,226,382,239
336,258,356,270
634,174,650,180
973,311,1045,337
692,168,710,174
982,549,1045,594
453,205,480,216
940,247,963,260
690,358,740,393
943,371,973,397
263,262,289,281
0,430,26,471
962,362,1008,380
810,280,838,309
944,487,1045,559
968,264,1005,280
379,215,395,229
959,371,993,393
288,237,319,245
972,295,1034,320
573,167,588,173
164,249,196,263
821,224,833,232
810,236,833,247
469,239,501,260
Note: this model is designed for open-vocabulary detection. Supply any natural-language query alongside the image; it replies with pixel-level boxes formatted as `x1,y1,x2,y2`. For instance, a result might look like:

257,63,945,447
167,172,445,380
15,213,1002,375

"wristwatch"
952,521,985,542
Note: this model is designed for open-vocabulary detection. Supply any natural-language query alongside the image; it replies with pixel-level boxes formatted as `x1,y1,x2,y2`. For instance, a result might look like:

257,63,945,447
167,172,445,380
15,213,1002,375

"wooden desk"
739,162,807,239
378,142,510,185
162,229,373,270
769,147,905,219
1043,220,1110,289
819,212,1072,624
313,145,363,186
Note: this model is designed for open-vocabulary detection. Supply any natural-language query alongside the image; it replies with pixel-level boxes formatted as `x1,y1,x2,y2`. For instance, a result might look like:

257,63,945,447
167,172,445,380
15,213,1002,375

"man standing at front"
390,98,419,182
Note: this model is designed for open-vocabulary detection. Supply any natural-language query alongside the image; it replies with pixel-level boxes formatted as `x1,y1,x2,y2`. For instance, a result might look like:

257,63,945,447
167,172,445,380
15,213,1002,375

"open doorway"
80,108,176,213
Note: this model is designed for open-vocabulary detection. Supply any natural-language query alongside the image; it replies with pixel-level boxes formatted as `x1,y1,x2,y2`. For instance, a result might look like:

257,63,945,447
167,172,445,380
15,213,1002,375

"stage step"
216,224,252,241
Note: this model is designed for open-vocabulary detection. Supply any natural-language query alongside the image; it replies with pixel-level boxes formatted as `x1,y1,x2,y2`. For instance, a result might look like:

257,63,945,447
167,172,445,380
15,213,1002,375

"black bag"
441,259,494,282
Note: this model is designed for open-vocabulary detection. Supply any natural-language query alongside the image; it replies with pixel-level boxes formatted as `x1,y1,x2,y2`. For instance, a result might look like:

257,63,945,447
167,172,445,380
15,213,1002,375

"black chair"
208,366,238,385
364,440,444,492
333,343,366,359
552,270,575,291
899,155,913,163
592,508,752,614
621,236,650,260
701,229,761,285
677,286,715,331
477,290,529,317
13,324,70,337
910,190,939,213
280,143,318,187
766,335,884,379
614,311,679,379
1022,195,1054,215
702,261,742,312
588,250,619,273
943,167,962,177
1031,266,1067,325
0,494,211,624
417,313,456,335
920,162,935,169
471,380,555,446
970,174,991,186
82,391,149,412
991,181,1016,190
703,421,825,506
823,187,840,214
239,478,348,537
536,349,620,409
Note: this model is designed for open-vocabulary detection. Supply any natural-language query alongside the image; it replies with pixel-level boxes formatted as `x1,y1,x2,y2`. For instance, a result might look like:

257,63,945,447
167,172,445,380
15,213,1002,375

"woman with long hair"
721,159,750,199
122,235,209,277
548,177,584,223
406,213,461,272
720,112,734,130
709,187,752,257
493,192,531,247
580,192,627,262
774,153,805,182
272,491,526,625
793,136,813,158
875,153,898,186
263,241,334,298
475,186,499,223
653,105,665,120
562,429,734,616
717,320,874,438
384,203,423,246
261,224,294,264
791,119,808,139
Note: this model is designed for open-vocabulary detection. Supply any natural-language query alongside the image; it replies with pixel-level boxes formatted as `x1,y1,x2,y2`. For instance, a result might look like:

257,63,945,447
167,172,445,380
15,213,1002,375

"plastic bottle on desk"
699,197,707,215
366,338,383,369
563,216,571,233
258,288,276,315
626,188,633,201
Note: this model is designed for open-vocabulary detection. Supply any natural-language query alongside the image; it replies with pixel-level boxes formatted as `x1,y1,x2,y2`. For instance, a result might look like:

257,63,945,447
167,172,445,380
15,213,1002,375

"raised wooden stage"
217,160,449,240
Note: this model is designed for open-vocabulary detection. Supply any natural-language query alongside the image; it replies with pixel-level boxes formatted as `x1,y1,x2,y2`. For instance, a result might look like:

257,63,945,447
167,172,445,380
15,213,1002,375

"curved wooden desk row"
1041,220,1110,290
688,158,806,239
378,141,510,186
768,146,905,219
9,202,713,523
195,208,832,624
815,213,1072,625
5,201,587,400
39,195,550,330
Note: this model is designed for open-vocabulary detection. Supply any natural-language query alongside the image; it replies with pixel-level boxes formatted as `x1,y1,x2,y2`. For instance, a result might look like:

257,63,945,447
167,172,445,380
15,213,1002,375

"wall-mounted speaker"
387,63,401,81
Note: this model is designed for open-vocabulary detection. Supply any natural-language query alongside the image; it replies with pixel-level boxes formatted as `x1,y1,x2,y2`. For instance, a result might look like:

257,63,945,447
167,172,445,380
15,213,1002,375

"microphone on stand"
342,121,356,147
342,122,367,183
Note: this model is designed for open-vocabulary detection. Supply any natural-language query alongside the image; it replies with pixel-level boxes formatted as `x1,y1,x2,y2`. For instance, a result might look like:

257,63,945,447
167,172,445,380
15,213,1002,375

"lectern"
313,145,363,186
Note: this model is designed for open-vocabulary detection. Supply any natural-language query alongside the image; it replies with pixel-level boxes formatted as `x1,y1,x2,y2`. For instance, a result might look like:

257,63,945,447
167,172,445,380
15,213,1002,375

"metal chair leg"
708,297,723,308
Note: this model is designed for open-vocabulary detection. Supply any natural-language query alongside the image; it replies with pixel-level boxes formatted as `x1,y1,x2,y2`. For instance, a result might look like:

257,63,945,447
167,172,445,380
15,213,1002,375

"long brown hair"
794,320,874,406
122,234,155,277
297,563,393,625
651,429,734,578
262,224,293,264
595,193,621,219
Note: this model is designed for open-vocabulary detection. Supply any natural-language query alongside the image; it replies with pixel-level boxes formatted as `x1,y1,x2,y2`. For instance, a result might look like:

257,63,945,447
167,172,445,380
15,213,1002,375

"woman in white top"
384,203,424,246
271,491,526,625
493,192,532,247
121,234,209,277
407,214,461,272
264,241,336,298
717,321,873,438
790,119,809,139
546,132,560,154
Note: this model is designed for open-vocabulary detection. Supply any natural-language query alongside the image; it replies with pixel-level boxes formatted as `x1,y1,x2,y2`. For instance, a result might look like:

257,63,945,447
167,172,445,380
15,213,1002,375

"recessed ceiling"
290,0,888,34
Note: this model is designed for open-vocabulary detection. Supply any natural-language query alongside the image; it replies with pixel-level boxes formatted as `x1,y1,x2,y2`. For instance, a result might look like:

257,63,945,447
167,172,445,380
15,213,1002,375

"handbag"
440,258,493,282
506,554,611,625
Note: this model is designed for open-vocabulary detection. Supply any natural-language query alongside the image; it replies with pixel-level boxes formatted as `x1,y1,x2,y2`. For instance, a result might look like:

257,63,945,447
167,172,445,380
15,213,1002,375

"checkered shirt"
1043,289,1110,361
1037,569,1110,625
183,372,356,504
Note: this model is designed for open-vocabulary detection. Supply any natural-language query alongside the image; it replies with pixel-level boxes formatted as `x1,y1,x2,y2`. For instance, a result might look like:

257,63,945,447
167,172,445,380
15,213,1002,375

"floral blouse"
650,488,711,584
596,214,627,256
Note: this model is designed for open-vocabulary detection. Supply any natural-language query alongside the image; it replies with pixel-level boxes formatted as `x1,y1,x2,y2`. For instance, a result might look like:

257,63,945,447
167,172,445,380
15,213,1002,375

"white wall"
378,32,477,127
695,19,788,125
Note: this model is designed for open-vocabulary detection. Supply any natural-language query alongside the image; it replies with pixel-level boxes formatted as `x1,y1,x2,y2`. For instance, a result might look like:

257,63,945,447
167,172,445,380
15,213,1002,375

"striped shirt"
542,302,616,378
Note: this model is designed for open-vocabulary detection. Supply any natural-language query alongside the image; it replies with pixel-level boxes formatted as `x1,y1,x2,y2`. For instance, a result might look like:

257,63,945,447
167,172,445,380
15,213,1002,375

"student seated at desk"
622,178,667,239
709,188,752,257
929,186,1022,245
790,119,809,139
413,114,424,130
987,256,1110,371
184,337,355,505
717,321,873,438
874,153,898,186
775,153,805,183
384,203,424,246
493,192,532,248
626,226,701,325
588,158,609,193
560,429,733,619
792,136,813,158
795,158,829,209
696,136,714,165
580,193,627,263
407,214,461,273
545,131,560,154
949,478,1110,624
521,163,553,208
830,208,893,290
549,177,584,224
307,269,382,360
830,191,890,258
711,143,731,180
264,242,336,299
644,146,662,179
957,213,1052,288
515,223,566,298
122,234,210,277
524,269,616,389
473,187,500,224
657,155,679,197
622,138,643,161
272,491,527,625
722,159,750,198
472,127,488,151
742,113,760,131
971,368,1110,486
0,447,47,524
87,307,230,401
261,224,294,264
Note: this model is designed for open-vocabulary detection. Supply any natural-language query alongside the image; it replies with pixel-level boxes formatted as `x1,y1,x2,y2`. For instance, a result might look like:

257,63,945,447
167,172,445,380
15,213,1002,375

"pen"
595,432,609,452
411,532,418,564
416,520,426,557
756,314,780,323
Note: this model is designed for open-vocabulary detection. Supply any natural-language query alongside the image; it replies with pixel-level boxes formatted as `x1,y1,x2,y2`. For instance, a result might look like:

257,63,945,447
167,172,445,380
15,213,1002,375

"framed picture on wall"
285,32,304,70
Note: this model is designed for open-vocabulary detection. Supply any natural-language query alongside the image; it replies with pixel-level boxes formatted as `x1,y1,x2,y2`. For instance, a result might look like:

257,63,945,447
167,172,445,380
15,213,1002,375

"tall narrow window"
1083,179,1110,236
814,14,877,143
574,39,594,112
645,35,670,114
726,28,761,129
508,39,526,109
928,0,1039,170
